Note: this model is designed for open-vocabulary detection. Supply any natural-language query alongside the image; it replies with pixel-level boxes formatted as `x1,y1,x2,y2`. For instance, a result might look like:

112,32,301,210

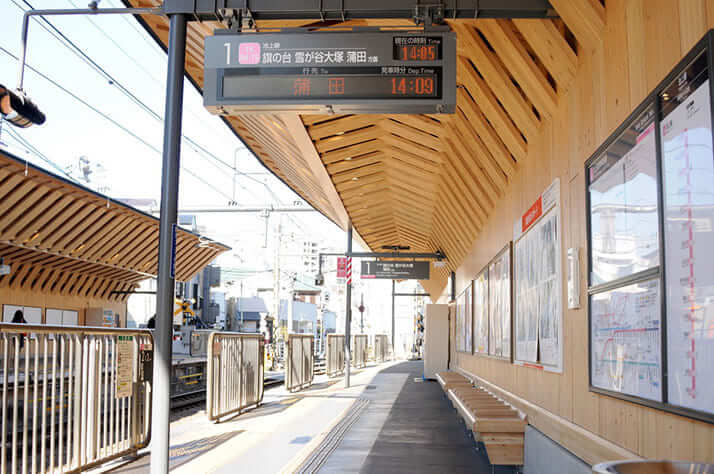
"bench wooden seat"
448,385,526,466
435,371,472,391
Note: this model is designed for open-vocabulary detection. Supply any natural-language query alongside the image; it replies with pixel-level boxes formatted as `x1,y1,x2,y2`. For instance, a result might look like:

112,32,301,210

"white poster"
588,104,659,286
591,279,662,401
2,305,42,324
473,269,488,354
116,335,135,398
489,248,511,358
514,179,563,371
661,76,714,415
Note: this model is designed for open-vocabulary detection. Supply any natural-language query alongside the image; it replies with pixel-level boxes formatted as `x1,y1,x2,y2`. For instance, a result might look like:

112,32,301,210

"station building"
122,0,714,468
0,148,228,327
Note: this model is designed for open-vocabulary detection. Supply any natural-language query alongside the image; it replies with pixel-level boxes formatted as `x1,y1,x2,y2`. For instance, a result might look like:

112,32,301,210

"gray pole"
344,221,352,388
151,13,187,474
360,293,364,334
391,279,395,351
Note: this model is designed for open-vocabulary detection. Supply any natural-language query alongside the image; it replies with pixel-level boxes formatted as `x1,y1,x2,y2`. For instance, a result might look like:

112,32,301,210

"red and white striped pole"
344,221,353,388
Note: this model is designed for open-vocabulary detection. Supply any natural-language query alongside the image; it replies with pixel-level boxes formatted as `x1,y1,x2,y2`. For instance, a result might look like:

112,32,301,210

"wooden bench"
448,386,526,466
435,371,472,392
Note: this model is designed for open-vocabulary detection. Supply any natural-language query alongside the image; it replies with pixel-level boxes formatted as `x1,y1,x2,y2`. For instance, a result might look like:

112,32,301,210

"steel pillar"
151,13,187,474
344,221,352,388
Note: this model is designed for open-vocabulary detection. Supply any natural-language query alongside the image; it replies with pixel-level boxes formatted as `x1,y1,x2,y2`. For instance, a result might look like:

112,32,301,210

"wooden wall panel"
0,287,126,327
452,0,714,465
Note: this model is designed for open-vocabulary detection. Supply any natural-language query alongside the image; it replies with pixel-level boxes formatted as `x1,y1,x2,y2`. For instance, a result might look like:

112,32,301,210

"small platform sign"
116,335,135,398
361,260,430,280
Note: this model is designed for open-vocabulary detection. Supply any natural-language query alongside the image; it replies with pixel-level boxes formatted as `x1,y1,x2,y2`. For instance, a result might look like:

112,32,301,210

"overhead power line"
0,45,234,202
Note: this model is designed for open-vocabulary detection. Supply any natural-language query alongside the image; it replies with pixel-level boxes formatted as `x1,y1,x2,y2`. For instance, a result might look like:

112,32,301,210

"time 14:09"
391,77,434,96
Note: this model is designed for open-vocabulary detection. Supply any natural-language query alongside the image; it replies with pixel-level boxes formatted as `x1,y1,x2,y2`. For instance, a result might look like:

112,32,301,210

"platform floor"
98,361,508,474
319,361,496,474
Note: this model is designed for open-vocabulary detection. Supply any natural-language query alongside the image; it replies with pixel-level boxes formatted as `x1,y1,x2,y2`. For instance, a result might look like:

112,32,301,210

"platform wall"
1,287,127,327
450,0,714,465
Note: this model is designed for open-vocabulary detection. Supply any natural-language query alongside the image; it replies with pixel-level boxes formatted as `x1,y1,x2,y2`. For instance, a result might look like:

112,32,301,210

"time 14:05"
391,77,435,96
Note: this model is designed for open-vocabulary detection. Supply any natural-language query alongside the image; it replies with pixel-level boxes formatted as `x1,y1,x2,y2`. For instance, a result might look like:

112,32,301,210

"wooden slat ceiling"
0,150,229,301
126,0,603,297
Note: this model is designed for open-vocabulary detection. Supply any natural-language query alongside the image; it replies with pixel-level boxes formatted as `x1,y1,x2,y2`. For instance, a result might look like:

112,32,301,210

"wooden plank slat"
478,19,558,118
512,19,577,90
549,0,605,50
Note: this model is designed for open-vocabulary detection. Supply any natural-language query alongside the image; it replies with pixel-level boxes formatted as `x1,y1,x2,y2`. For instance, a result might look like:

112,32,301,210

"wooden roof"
0,149,229,302
126,0,602,297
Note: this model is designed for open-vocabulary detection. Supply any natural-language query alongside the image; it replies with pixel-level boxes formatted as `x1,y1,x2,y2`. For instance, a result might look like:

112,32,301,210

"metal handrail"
352,335,368,369
326,334,345,377
285,335,314,392
206,332,264,422
0,323,153,474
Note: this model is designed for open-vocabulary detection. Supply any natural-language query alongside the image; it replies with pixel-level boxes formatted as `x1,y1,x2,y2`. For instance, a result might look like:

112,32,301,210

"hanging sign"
360,260,430,280
204,30,457,114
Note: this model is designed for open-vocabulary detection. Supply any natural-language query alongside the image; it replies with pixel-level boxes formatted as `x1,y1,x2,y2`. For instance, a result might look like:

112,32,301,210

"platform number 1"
224,43,230,65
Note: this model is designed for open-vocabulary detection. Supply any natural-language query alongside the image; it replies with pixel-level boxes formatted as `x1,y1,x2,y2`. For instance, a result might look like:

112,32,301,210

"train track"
169,377,284,411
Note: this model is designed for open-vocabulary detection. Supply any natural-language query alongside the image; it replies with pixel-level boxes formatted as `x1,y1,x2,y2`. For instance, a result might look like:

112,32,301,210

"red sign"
521,196,542,233
337,257,348,278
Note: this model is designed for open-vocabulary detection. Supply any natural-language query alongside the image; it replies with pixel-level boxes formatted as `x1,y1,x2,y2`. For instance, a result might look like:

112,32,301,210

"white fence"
286,335,314,392
326,335,345,377
352,335,368,369
206,332,264,421
0,323,153,474
374,334,390,363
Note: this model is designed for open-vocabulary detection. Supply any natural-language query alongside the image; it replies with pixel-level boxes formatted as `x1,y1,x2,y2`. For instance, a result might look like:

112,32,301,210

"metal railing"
206,332,264,422
0,323,153,474
285,335,314,392
326,335,345,377
374,334,390,363
189,329,213,358
352,335,368,369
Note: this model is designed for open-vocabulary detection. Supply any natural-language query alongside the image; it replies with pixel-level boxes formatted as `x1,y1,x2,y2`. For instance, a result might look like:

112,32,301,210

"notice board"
585,36,714,422
514,178,563,372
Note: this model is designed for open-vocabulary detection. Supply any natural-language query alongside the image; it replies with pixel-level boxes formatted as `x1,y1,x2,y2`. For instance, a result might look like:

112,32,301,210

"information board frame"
455,283,473,354
513,179,563,373
584,30,714,424
470,243,513,361
488,243,513,361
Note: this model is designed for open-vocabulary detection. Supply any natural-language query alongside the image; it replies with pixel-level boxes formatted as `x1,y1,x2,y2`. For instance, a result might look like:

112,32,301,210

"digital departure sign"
393,36,442,61
204,30,456,114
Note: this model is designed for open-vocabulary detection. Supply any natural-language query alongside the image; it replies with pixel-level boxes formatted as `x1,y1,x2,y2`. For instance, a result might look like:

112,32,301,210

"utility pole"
273,219,281,333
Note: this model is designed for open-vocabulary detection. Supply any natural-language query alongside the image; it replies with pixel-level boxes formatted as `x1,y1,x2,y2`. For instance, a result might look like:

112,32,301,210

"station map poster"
588,104,660,286
473,268,488,354
489,247,511,358
660,53,714,415
591,279,662,401
514,178,563,371
456,285,473,353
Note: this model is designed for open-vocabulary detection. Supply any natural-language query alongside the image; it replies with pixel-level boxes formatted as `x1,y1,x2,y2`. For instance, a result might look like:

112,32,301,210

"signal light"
0,85,46,128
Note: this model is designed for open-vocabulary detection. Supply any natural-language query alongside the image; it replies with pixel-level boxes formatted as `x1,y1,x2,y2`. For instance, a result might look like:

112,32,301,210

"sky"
0,0,348,259
0,1,427,341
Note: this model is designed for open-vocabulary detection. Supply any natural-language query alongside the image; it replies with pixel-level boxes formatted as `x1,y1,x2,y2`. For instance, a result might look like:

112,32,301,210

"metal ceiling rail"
162,0,555,22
